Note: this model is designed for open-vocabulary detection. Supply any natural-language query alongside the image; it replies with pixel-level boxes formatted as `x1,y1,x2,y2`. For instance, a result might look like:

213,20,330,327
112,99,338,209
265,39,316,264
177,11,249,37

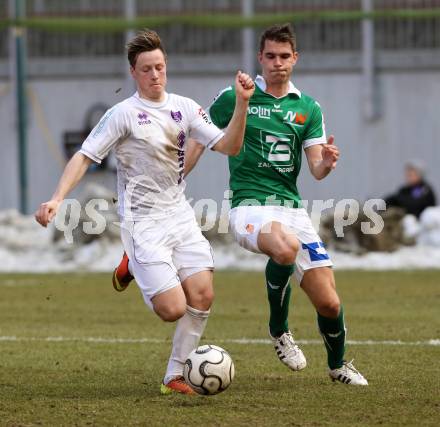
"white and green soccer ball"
183,344,235,395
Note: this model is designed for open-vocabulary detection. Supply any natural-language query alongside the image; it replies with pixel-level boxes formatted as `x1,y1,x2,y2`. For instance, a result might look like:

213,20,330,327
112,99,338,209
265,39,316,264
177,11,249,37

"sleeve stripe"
213,86,233,102
206,131,225,150
207,86,233,115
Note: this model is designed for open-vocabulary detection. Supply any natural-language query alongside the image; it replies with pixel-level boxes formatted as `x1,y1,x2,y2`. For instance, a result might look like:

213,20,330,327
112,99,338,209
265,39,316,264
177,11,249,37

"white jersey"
80,92,224,220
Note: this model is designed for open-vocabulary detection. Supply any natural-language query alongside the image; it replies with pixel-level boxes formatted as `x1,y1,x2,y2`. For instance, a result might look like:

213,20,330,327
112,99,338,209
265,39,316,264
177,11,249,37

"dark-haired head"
259,23,296,53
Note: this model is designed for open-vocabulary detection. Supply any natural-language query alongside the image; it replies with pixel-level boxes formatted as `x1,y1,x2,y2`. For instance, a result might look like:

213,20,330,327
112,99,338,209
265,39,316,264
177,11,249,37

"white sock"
163,305,210,385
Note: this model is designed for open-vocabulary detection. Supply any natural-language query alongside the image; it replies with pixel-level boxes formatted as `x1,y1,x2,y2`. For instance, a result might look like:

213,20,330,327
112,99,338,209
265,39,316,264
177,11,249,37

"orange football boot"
160,376,196,395
112,252,134,292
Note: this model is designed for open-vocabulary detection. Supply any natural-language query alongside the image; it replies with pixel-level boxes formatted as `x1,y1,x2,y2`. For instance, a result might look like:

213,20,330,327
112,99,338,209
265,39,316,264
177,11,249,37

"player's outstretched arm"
305,135,339,180
35,152,93,227
212,71,254,156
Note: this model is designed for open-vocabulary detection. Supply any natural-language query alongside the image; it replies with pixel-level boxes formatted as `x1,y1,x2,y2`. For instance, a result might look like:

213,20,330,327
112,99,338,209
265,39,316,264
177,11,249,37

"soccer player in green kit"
209,24,367,385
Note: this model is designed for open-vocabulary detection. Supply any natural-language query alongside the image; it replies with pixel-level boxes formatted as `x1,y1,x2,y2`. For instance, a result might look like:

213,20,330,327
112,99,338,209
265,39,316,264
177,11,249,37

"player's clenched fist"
35,199,61,227
235,71,255,100
322,135,339,170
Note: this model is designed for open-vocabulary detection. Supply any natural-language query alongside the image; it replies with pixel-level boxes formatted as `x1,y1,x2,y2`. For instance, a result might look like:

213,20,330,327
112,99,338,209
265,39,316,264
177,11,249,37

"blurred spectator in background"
385,160,436,218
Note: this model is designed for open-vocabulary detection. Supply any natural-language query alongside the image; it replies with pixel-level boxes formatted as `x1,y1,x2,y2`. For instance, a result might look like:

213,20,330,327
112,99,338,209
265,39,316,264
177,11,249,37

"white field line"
0,336,439,346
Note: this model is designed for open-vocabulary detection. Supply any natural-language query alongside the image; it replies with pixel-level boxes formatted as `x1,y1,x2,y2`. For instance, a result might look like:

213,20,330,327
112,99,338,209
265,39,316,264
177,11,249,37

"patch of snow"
1,210,440,273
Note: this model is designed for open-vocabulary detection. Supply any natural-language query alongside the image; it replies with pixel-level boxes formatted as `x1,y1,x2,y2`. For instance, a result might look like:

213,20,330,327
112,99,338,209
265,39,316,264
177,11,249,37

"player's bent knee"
155,303,186,322
272,245,298,265
201,287,215,307
289,236,300,253
317,299,341,319
188,287,214,311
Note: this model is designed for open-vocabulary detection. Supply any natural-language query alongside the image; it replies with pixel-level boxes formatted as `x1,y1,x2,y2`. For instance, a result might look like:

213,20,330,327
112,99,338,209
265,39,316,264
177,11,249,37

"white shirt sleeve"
80,105,128,163
186,99,224,149
303,103,327,149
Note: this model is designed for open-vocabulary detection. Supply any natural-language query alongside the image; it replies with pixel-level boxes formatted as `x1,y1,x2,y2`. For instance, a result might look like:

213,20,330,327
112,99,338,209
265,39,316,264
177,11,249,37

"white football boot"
329,360,368,385
270,331,307,371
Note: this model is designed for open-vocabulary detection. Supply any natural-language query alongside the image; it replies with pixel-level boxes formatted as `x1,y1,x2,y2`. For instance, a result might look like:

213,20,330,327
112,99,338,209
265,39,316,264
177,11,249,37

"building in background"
0,0,439,213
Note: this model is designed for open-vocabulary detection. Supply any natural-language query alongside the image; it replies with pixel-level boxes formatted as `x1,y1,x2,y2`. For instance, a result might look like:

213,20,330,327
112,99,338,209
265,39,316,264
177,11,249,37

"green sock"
317,306,346,369
265,258,294,338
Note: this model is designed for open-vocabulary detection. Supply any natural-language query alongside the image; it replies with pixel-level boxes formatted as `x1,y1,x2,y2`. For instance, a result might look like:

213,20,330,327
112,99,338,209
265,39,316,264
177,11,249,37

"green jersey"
209,76,326,208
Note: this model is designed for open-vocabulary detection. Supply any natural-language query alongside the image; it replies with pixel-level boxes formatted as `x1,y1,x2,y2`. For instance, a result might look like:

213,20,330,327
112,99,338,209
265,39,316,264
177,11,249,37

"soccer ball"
183,344,235,395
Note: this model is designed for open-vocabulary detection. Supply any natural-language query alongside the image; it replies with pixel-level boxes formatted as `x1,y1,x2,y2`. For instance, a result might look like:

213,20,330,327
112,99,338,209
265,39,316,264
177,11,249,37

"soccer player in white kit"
35,29,255,395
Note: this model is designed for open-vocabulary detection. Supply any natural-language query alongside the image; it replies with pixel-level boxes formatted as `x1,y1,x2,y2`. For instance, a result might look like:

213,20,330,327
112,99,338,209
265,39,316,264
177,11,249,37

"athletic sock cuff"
317,305,344,333
186,305,210,319
266,258,295,275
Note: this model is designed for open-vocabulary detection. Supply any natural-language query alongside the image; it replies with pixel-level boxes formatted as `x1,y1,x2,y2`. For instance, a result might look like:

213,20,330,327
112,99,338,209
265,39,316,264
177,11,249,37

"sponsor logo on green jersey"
247,105,271,119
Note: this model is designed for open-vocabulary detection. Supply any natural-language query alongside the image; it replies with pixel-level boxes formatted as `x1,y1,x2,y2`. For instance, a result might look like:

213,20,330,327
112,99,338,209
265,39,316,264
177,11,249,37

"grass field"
0,270,439,426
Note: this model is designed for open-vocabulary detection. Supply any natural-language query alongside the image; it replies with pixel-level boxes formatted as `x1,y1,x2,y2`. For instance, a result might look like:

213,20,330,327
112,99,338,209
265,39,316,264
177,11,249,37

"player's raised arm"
304,135,339,180
35,152,93,227
212,71,254,156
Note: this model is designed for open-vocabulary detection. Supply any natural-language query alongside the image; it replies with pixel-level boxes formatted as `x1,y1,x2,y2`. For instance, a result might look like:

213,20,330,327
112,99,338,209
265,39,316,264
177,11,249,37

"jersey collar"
134,91,169,108
255,75,301,99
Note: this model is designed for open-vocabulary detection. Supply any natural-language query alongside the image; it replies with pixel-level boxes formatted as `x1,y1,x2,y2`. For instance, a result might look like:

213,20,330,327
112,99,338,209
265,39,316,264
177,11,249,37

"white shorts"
121,203,214,309
229,205,333,283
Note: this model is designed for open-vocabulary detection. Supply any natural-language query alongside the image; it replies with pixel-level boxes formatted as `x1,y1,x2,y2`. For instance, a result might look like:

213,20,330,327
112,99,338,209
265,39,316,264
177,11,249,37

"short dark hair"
126,29,166,67
259,23,296,53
